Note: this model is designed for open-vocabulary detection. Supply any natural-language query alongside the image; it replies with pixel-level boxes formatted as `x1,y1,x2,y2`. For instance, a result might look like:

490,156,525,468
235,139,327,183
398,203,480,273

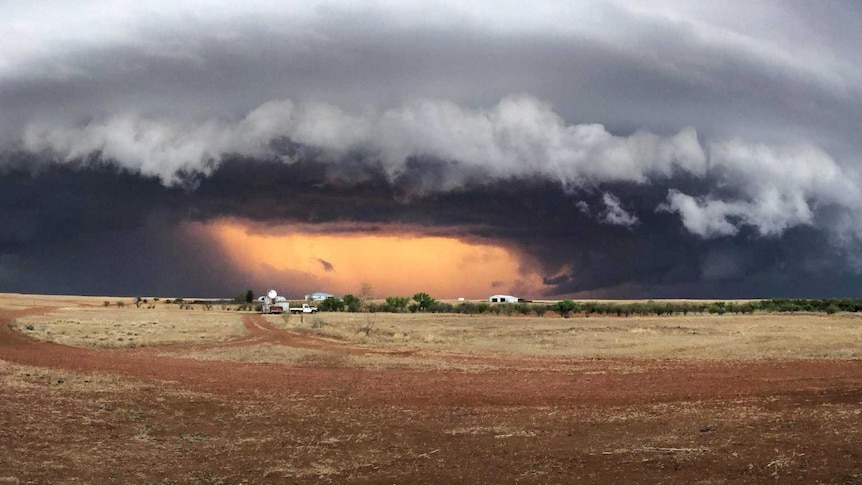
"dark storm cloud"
315,258,335,272
4,1,862,296
0,161,217,296
2,152,862,298
263,155,862,297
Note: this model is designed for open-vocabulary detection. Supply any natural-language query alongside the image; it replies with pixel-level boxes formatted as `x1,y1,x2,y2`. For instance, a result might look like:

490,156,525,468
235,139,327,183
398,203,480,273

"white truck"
289,303,318,314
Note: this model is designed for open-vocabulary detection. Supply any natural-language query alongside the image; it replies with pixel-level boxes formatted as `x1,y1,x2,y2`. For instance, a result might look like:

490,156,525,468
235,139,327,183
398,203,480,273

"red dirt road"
3,308,862,484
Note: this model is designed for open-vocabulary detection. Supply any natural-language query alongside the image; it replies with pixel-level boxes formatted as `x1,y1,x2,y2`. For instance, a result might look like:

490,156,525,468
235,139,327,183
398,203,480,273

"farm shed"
489,294,519,303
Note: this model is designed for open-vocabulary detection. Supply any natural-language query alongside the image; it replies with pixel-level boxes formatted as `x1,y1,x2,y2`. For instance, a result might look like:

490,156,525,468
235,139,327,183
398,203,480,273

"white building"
259,290,289,313
305,292,334,301
489,294,519,303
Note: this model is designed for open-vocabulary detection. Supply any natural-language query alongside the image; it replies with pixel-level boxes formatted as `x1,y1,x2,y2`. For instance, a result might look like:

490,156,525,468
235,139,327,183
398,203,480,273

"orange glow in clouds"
209,220,542,299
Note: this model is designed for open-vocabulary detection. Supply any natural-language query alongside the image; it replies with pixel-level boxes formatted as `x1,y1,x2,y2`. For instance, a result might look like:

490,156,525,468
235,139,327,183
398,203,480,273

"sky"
3,0,862,299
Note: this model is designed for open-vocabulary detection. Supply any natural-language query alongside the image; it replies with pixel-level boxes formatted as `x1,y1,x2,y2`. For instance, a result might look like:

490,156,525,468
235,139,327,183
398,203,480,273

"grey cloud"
576,201,590,215
660,141,862,239
3,156,862,299
4,1,862,297
601,193,639,228
701,247,747,281
20,96,707,187
4,1,862,152
21,94,862,247
660,190,741,237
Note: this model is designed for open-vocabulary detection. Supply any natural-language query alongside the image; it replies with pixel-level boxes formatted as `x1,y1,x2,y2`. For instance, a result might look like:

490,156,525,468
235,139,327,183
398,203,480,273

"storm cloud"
3,1,862,297
19,96,862,243
2,155,860,299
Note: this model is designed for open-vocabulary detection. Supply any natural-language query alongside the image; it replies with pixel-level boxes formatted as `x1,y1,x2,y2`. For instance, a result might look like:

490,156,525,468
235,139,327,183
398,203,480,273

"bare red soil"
3,308,862,484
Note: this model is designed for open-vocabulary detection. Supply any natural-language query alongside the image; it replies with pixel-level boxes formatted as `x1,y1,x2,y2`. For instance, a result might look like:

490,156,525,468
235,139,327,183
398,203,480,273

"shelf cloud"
20,95,862,242
3,1,862,297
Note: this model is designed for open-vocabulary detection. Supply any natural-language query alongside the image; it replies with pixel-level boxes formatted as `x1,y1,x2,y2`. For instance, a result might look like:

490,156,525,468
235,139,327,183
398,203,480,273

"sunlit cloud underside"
210,220,543,299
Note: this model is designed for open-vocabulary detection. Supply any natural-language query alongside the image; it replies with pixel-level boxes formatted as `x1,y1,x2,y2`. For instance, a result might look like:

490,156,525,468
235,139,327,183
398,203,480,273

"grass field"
14,301,862,359
3,293,862,483
15,306,247,348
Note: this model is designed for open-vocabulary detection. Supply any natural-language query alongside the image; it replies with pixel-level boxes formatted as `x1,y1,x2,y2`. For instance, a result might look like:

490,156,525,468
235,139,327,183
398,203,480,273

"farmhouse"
305,292,334,301
489,294,519,303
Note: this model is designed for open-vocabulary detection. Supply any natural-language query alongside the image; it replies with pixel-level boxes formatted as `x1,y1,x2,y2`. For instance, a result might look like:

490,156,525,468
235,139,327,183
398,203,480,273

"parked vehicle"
289,303,318,314
258,290,318,314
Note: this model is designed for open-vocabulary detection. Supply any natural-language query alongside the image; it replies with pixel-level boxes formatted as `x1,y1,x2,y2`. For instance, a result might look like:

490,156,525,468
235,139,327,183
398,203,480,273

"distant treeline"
320,296,862,317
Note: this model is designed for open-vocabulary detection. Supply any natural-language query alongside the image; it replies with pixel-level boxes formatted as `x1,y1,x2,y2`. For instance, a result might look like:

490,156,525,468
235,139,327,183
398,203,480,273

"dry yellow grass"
0,293,118,310
270,311,862,360
15,306,248,348
5,293,862,360
0,292,234,310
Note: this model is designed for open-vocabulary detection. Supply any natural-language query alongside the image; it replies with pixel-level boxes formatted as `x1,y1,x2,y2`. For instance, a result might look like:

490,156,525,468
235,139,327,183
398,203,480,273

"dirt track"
3,308,862,484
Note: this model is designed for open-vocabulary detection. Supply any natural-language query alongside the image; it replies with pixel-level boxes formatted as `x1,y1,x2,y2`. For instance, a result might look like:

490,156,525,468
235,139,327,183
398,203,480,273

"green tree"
319,296,344,312
459,302,478,315
385,296,410,312
707,301,727,315
554,299,579,318
501,303,516,316
680,302,691,316
343,294,361,312
245,289,254,304
412,292,437,312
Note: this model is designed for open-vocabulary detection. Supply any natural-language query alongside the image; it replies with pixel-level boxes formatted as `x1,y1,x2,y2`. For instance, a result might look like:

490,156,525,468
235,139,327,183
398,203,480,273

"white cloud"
24,91,862,245
22,95,707,186
601,193,639,228
661,140,862,239
661,191,745,237
660,189,817,239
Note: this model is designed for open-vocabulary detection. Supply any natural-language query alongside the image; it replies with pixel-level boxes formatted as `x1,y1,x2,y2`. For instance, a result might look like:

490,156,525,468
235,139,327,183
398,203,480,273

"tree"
554,299,579,318
343,294,361,312
359,282,375,311
385,296,410,312
680,302,691,316
412,292,437,312
707,302,727,315
319,296,344,312
245,289,254,304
